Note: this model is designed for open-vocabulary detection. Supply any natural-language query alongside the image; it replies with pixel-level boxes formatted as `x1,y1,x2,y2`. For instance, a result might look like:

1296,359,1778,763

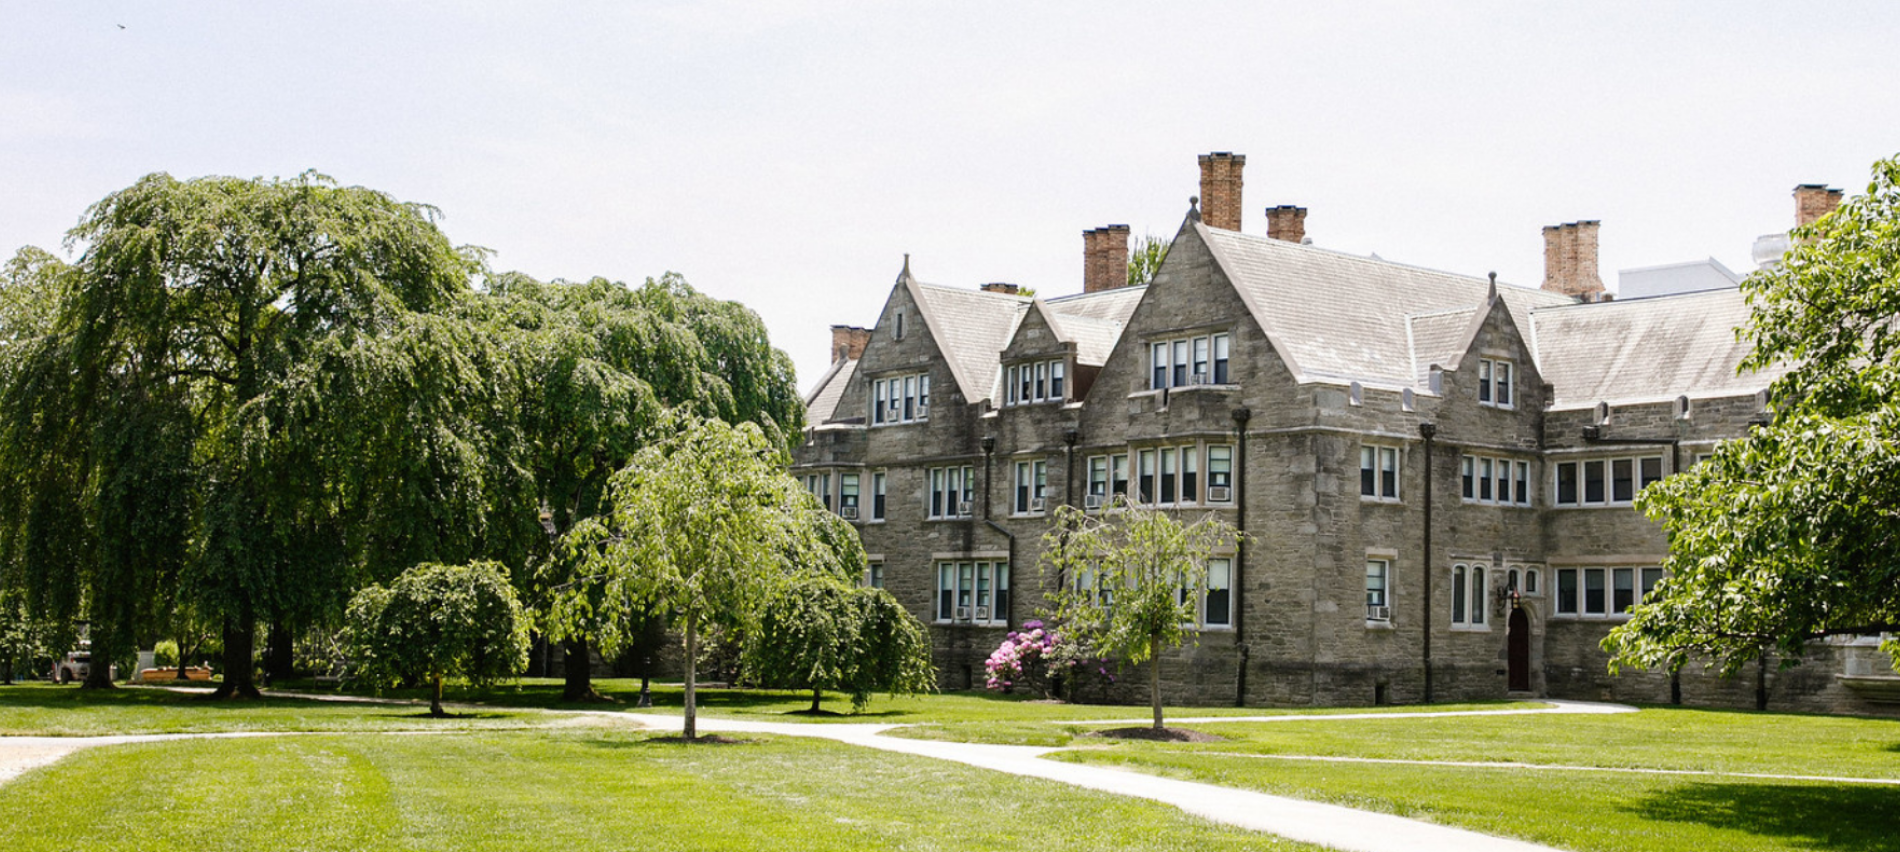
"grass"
0,730,1326,852
885,702,1548,747
1052,706,1900,852
0,683,594,736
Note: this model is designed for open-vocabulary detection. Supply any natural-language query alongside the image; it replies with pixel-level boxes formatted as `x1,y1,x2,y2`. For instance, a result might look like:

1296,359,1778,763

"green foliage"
1039,500,1241,728
1608,154,1900,675
742,577,935,712
0,589,53,683
560,413,854,736
152,639,180,670
1127,233,1171,287
345,561,530,715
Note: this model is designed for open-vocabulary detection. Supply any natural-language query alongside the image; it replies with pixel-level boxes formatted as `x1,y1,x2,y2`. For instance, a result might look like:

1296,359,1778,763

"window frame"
1360,444,1402,502
935,560,1009,625
1460,454,1532,506
1478,357,1515,409
926,465,975,520
871,372,932,426
1553,455,1667,507
1148,330,1235,390
1551,566,1663,620
1450,562,1490,630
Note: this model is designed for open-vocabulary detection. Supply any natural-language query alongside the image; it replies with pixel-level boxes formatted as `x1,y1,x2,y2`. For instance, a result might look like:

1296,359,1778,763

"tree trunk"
683,611,698,740
431,675,444,717
1151,632,1164,730
82,621,115,690
562,637,603,702
211,615,261,699
810,687,822,713
266,620,294,684
1755,653,1769,711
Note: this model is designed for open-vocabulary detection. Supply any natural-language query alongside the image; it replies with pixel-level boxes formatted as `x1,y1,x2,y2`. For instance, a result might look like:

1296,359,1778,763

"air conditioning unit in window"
956,500,973,516
1208,486,1232,502
1367,605,1392,622
954,606,972,622
1189,372,1211,386
1084,494,1104,510
973,606,990,622
1029,497,1045,512
839,506,859,520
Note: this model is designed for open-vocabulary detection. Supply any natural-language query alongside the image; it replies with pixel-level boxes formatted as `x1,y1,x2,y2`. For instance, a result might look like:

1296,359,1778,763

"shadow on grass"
382,711,513,721
581,734,759,749
1623,782,1900,852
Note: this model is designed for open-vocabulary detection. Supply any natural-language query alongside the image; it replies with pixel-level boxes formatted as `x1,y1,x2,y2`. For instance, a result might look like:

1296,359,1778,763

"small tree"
561,414,855,739
346,561,530,717
0,590,51,684
1127,234,1171,287
1040,500,1240,730
743,577,935,713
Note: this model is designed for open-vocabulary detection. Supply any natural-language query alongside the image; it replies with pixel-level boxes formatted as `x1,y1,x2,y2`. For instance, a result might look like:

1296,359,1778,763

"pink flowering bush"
985,620,1059,693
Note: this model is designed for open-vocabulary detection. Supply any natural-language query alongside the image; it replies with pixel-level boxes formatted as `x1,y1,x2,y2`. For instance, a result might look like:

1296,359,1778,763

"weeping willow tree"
0,172,502,695
472,273,802,701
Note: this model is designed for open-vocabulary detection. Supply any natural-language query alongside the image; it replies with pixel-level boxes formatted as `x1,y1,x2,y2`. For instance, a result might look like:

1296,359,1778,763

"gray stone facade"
792,161,1895,715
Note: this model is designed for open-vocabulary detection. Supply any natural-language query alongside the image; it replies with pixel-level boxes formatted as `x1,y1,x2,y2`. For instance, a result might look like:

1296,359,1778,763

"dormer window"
1151,332,1230,389
1005,359,1066,406
1478,358,1513,408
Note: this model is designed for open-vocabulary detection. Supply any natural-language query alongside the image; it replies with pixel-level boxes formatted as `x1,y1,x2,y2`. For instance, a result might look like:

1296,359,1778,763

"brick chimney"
1794,184,1844,228
829,325,870,363
979,282,1021,295
1197,152,1245,231
1082,224,1131,293
1541,221,1605,301
1265,205,1307,243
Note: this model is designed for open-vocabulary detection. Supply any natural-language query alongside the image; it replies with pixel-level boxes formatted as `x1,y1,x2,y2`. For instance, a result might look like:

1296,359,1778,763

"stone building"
794,153,1894,713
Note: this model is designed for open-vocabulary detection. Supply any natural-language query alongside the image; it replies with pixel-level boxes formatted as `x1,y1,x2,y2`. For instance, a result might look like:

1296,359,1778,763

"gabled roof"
802,357,858,425
1041,286,1145,366
1406,306,1482,386
1199,224,1573,388
1530,288,1783,409
907,279,1030,404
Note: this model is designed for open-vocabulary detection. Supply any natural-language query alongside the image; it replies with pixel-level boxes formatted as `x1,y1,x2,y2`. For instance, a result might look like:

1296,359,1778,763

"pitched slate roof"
802,357,858,424
1406,307,1483,385
1529,288,1783,409
1042,286,1146,365
907,280,1030,404
1199,224,1573,388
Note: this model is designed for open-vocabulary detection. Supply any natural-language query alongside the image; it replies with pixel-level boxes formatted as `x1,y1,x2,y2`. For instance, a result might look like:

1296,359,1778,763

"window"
1150,332,1232,389
866,562,884,589
1086,456,1109,508
1506,565,1542,597
1005,359,1067,406
1478,358,1514,408
1111,453,1130,499
1202,558,1232,627
1137,449,1155,504
1178,559,1232,627
803,472,831,510
1130,445,1215,506
1461,455,1531,506
1360,445,1400,500
871,372,930,425
1554,455,1666,507
1366,559,1391,621
1451,563,1488,628
1159,448,1177,504
1013,459,1047,514
1207,445,1234,501
870,471,887,521
839,473,860,519
1553,567,1662,619
936,560,1008,624
927,465,975,519
893,310,904,340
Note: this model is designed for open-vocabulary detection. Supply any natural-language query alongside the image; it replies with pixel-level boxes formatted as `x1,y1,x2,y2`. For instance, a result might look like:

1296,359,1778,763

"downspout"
1232,407,1252,707
980,436,1017,629
1420,421,1437,704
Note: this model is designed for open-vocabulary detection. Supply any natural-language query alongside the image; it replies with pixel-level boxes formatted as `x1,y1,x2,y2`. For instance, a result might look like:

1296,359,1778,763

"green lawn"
0,683,589,736
0,730,1323,852
1054,707,1900,852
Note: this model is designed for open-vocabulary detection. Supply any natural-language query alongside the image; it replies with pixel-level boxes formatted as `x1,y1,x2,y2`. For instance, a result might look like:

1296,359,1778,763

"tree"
1606,154,1900,688
472,272,802,702
1127,233,1171,287
742,577,935,713
0,172,503,698
1039,500,1241,729
345,561,530,717
0,590,52,684
560,414,853,739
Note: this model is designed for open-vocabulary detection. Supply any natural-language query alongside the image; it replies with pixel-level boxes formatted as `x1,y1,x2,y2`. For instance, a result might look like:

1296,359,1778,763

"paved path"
0,698,1631,852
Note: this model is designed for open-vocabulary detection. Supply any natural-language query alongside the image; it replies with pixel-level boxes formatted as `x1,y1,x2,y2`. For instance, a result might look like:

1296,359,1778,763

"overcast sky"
4,2,1896,390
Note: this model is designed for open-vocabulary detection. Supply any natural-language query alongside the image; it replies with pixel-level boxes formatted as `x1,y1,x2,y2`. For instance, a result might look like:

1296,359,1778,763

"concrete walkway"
0,698,1634,852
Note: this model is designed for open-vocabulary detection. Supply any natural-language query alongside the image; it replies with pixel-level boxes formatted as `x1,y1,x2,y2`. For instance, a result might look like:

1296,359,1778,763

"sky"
3,2,1897,391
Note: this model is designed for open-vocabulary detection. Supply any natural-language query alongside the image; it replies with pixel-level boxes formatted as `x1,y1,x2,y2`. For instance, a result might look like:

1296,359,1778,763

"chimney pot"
828,325,871,363
979,282,1021,295
1793,184,1844,228
1541,220,1604,300
1265,205,1308,243
1196,152,1246,231
1082,224,1131,293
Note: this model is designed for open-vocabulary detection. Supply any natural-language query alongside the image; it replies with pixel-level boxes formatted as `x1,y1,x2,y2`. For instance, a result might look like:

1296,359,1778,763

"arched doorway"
1507,606,1531,692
